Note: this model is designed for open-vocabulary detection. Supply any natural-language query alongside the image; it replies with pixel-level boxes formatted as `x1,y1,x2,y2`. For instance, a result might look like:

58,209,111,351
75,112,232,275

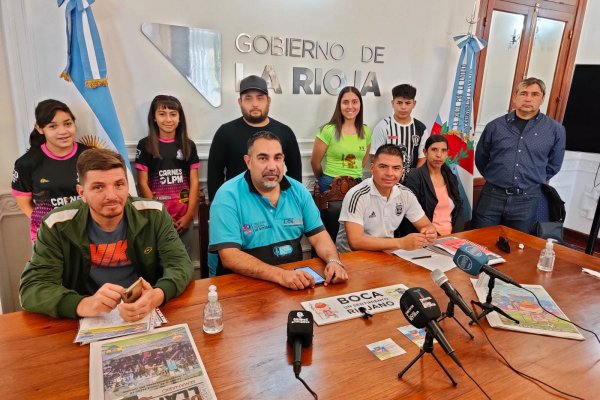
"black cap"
240,75,268,95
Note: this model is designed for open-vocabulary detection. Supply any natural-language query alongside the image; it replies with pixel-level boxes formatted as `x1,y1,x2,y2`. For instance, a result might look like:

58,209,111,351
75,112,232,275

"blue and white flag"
431,33,486,221
58,0,136,195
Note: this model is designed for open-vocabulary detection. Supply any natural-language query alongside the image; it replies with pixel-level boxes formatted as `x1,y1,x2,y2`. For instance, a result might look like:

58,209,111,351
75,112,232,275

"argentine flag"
431,33,486,222
58,0,136,195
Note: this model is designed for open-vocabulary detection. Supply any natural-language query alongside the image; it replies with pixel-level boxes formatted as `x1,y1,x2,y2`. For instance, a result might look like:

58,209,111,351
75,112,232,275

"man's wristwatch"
326,259,345,268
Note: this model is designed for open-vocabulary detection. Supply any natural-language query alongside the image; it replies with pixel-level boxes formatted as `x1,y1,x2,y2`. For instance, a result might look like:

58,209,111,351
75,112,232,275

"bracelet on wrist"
326,259,345,268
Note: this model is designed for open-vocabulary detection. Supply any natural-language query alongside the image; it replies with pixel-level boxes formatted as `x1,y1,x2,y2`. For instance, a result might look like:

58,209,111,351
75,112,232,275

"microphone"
287,310,314,376
400,287,462,367
453,244,522,288
431,268,478,324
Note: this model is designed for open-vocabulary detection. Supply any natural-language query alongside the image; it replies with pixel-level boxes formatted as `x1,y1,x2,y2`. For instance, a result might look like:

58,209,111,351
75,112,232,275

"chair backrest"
541,183,566,222
535,184,565,243
197,188,210,279
313,176,358,241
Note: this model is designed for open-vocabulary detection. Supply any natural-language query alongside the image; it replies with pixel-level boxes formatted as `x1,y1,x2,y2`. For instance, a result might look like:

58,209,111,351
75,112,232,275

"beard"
242,107,269,124
256,171,281,191
260,179,279,190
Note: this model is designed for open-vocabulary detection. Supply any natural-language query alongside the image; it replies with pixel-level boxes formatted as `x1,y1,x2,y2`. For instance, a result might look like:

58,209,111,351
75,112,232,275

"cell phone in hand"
295,266,325,285
121,277,143,303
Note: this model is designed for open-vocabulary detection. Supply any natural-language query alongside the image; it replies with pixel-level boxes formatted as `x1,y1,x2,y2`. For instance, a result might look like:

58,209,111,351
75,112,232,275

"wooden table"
1,226,600,399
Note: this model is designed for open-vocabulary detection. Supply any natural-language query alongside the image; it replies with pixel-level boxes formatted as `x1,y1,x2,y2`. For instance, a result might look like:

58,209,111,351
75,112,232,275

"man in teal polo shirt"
209,131,348,289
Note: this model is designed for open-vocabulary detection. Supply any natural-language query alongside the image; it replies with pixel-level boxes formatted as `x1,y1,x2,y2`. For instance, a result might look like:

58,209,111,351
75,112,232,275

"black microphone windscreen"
400,287,442,329
287,310,314,347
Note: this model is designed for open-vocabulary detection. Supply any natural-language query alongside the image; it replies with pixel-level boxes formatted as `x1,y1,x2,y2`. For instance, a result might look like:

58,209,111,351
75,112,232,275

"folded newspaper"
90,324,216,400
471,277,584,340
75,308,167,344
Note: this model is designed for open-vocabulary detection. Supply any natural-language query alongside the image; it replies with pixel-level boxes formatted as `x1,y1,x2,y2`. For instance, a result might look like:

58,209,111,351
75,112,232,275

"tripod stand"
439,300,474,339
398,331,457,386
470,276,519,325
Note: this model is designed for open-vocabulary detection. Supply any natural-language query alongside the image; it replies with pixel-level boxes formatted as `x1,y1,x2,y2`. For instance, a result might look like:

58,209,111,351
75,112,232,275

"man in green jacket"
19,148,193,320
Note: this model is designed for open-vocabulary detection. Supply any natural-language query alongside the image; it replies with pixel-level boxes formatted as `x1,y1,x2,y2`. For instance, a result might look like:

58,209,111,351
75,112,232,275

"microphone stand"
469,276,519,325
585,196,600,255
398,331,457,386
438,301,474,339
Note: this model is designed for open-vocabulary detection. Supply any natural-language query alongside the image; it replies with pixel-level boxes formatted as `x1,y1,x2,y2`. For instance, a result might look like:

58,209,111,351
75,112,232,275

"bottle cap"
208,285,218,302
546,238,555,249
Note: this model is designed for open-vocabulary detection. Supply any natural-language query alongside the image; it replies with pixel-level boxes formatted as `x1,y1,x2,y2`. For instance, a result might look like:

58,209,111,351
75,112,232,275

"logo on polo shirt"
395,203,403,216
273,244,293,257
283,217,303,226
252,221,271,232
242,224,252,235
369,211,377,218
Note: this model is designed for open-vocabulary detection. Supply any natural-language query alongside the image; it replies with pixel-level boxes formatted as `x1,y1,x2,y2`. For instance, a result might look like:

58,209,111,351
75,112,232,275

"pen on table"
412,255,432,260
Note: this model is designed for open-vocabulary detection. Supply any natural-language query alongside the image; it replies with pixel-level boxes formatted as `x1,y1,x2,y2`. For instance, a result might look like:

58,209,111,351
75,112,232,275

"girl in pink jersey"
11,99,88,241
135,95,199,254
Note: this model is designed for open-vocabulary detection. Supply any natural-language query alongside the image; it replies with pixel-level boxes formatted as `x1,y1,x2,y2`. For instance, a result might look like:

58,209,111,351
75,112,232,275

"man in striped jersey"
336,144,436,253
370,84,429,180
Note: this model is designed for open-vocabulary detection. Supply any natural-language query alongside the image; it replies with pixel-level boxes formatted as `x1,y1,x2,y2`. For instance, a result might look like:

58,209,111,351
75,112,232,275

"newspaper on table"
435,236,506,265
90,324,216,400
471,277,584,340
301,284,408,326
392,236,504,271
75,308,167,344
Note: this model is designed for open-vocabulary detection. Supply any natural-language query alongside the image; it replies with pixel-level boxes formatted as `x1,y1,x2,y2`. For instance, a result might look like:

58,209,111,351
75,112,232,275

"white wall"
0,0,475,183
551,0,600,236
0,6,19,189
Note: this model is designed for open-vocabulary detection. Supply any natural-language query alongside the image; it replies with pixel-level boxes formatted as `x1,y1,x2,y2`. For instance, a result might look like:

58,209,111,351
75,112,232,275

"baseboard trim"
564,227,599,256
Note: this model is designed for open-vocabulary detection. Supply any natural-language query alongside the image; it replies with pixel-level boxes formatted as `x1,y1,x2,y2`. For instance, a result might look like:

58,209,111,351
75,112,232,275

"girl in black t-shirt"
12,99,88,241
135,95,199,254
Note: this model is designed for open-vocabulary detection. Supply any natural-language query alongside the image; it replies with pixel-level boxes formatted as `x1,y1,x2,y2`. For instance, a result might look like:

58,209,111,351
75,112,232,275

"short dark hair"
424,134,448,151
246,131,281,154
515,77,546,96
77,148,127,183
392,84,417,100
374,144,404,161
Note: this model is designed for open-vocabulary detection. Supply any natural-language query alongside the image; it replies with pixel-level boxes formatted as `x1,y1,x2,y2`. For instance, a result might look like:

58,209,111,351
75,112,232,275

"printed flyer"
301,284,408,326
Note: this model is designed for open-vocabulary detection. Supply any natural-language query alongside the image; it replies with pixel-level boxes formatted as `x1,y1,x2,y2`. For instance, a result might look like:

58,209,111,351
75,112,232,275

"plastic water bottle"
203,285,223,334
537,238,556,272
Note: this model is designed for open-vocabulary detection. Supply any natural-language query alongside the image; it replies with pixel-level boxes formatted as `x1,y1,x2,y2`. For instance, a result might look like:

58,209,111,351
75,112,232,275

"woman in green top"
311,86,372,192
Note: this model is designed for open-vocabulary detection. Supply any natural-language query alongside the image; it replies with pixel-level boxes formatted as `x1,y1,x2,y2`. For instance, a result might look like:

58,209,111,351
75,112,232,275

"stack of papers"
392,236,506,271
75,308,167,344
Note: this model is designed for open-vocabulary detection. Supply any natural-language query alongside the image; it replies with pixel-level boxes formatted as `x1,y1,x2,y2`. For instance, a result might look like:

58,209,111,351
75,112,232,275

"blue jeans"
317,175,335,193
472,183,541,234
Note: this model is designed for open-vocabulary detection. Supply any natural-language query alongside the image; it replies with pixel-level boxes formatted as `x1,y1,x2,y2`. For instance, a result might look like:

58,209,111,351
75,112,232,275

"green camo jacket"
19,197,193,318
